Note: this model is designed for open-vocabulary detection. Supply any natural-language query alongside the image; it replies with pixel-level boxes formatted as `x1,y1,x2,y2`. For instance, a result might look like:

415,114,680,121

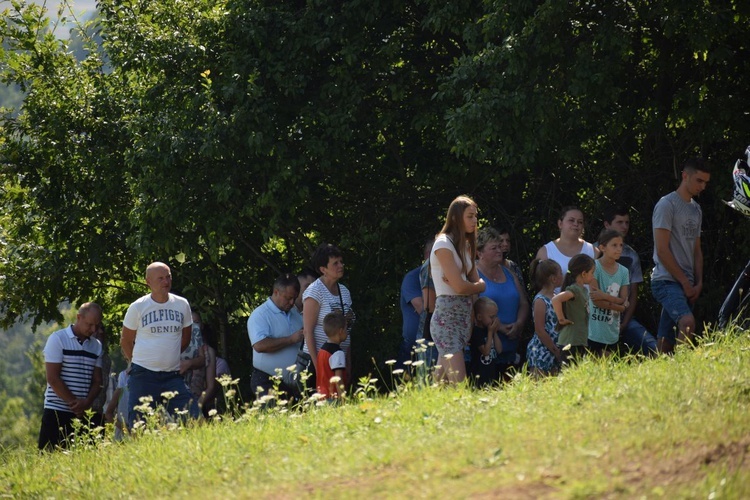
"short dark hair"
311,243,343,276
683,157,710,174
323,310,347,338
602,205,629,225
273,273,301,294
297,267,317,280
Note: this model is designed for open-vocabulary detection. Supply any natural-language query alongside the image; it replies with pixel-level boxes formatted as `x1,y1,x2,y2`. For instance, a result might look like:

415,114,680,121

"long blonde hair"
437,195,478,276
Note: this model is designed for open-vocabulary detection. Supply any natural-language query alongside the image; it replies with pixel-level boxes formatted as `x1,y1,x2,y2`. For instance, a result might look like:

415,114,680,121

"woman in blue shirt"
475,228,529,378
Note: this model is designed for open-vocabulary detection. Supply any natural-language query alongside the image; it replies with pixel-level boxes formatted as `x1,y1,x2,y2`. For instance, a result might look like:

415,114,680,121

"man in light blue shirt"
248,274,304,399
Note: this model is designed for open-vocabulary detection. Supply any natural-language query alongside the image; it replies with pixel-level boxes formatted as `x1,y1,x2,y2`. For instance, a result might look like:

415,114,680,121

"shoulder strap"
336,282,346,319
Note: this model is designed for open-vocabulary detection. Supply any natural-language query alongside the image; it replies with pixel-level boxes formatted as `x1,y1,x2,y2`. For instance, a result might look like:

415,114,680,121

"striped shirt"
43,326,103,412
302,279,354,354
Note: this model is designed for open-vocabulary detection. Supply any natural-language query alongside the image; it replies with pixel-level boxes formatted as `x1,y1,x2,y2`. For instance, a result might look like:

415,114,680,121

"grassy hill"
2,329,749,498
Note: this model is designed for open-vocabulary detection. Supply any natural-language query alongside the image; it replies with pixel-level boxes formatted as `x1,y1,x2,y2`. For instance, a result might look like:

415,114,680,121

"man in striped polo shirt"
38,302,104,451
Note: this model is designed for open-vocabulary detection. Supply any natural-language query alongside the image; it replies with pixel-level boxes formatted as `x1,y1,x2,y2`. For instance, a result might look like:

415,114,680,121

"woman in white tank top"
535,207,599,283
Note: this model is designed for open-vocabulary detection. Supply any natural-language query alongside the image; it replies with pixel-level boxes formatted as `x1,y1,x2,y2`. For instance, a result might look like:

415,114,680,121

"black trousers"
250,368,301,401
38,409,78,451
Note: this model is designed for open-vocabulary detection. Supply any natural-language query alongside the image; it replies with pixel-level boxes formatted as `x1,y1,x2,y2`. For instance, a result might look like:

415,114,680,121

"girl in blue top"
527,259,563,376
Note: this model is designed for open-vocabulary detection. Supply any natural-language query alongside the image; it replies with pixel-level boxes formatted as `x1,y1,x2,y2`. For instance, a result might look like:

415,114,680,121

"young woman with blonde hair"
429,195,486,383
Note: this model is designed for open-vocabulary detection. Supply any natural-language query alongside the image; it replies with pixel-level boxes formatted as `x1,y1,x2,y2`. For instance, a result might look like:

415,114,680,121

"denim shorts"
619,318,657,355
651,280,694,342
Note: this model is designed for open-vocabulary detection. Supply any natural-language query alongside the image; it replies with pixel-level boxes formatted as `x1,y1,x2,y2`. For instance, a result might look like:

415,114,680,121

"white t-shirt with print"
123,293,193,372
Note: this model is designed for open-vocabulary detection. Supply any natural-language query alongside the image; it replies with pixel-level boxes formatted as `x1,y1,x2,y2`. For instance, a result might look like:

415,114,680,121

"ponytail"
561,254,595,290
530,258,561,290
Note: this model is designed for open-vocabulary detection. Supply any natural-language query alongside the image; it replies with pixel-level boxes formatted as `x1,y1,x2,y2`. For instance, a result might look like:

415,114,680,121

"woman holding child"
429,195,486,383
303,243,356,386
476,228,529,375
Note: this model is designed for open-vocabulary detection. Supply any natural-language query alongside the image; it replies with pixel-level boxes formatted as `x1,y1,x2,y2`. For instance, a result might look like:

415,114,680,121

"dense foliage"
1,0,750,398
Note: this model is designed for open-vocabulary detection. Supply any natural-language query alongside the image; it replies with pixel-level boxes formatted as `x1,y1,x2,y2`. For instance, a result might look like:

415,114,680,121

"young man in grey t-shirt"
651,158,711,354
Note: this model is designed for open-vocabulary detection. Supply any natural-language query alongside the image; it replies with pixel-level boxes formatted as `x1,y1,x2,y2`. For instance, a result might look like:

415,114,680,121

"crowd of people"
37,157,712,450
38,262,231,450
399,157,711,384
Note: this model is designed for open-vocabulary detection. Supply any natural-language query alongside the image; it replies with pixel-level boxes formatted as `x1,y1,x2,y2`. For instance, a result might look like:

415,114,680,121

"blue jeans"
397,337,439,373
619,318,657,356
396,337,416,370
651,280,694,343
127,363,200,428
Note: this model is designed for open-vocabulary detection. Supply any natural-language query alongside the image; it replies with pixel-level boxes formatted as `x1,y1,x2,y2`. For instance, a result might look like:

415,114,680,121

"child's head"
473,297,498,328
562,254,596,290
530,258,563,290
323,310,347,343
597,228,624,259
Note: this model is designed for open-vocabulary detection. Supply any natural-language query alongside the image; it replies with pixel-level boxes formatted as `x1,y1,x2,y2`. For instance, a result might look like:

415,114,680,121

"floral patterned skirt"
430,295,473,356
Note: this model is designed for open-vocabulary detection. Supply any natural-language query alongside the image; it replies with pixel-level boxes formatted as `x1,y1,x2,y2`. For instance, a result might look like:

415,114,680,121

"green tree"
2,0,750,396
441,0,750,230
1,0,491,387
0,395,36,448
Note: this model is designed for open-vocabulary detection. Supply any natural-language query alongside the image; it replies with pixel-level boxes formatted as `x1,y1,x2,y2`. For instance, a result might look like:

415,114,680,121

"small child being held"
316,311,348,399
527,258,563,377
469,296,503,387
552,253,597,363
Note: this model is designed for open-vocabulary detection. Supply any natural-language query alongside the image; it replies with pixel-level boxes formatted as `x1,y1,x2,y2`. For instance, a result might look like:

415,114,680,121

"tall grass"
2,328,749,498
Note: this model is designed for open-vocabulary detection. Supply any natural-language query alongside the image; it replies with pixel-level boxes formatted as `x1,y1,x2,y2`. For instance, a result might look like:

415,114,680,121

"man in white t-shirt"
121,262,198,426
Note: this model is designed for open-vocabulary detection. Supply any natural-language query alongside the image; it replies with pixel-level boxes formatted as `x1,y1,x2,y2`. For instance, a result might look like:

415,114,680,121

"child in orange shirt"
316,311,348,399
